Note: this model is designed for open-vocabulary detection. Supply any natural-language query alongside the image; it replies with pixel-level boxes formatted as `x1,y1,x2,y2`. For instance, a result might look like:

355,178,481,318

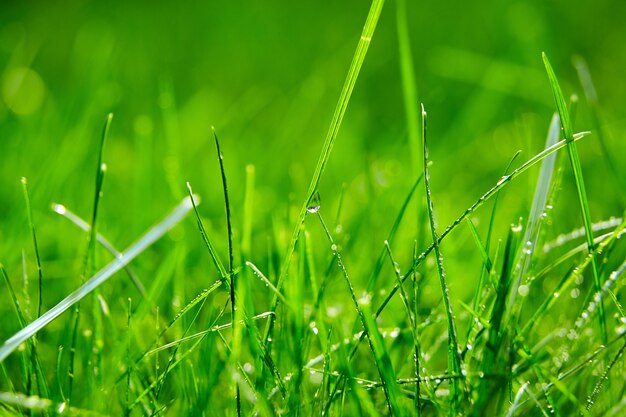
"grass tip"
51,203,66,214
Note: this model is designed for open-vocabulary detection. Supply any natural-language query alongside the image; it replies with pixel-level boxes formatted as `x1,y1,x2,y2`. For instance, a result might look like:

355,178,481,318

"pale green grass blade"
421,104,462,415
507,113,561,318
396,0,420,170
264,0,385,345
542,52,606,343
0,195,197,363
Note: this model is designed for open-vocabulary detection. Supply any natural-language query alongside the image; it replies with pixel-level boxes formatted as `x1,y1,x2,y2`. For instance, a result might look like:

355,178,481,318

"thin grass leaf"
542,52,606,343
0,195,197,363
211,127,241,415
422,104,462,415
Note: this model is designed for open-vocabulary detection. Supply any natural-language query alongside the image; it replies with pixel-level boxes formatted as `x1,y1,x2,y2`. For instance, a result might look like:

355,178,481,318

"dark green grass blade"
421,104,462,415
396,0,420,170
263,0,385,347
542,52,606,343
211,127,240,415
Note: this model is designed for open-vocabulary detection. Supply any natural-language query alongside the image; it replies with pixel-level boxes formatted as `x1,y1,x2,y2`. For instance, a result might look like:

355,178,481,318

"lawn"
1,0,625,415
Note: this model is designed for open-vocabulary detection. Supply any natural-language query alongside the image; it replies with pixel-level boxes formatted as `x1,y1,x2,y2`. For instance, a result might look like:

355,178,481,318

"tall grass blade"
0,195,197,363
542,52,606,342
421,104,462,415
263,0,385,346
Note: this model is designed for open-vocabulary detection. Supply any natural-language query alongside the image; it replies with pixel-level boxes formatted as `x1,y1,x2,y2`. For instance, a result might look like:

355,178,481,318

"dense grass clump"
1,0,625,415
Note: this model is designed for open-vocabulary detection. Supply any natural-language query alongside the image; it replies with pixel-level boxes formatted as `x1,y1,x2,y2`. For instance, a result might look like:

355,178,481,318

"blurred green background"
1,0,625,367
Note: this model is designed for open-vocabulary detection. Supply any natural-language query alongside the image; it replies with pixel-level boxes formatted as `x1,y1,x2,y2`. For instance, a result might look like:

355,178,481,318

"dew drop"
518,285,530,297
307,191,321,213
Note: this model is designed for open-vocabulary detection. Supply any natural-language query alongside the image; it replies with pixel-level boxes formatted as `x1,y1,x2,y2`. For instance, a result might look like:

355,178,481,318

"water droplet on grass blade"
307,191,321,213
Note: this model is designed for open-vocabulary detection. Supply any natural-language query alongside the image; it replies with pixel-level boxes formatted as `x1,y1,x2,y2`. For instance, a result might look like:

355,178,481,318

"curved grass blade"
0,195,197,363
542,52,606,343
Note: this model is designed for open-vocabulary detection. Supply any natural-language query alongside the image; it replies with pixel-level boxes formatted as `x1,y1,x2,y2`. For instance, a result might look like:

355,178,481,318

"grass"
1,0,626,416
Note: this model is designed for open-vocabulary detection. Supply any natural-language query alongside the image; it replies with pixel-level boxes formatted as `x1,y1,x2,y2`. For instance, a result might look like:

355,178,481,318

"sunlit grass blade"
0,195,197,363
263,0,385,347
421,104,462,415
542,52,606,343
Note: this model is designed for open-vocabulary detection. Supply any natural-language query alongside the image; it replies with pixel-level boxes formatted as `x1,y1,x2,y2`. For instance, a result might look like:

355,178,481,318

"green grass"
1,0,626,416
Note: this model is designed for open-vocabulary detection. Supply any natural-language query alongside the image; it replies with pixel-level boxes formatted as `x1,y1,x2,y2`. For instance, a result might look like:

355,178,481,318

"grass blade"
421,104,462,415
0,195,197,363
542,52,606,343
263,0,385,346
211,127,240,415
